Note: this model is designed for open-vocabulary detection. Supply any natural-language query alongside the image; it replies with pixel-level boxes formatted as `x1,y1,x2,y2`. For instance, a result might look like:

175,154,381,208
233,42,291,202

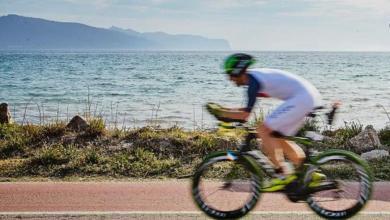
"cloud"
335,0,390,14
281,0,390,19
62,0,111,9
203,0,266,9
3,0,389,50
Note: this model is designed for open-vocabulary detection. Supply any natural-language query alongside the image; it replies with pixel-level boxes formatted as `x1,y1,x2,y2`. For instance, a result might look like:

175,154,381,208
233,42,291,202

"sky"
1,0,390,51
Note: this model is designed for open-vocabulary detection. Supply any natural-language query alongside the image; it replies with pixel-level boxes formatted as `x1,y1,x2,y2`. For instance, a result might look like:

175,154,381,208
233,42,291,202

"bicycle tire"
192,151,263,219
306,150,373,219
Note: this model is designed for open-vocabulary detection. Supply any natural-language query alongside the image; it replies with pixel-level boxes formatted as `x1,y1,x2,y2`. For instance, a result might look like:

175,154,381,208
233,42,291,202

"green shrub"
369,156,390,181
0,138,26,159
0,124,20,140
83,149,101,164
21,124,45,142
379,126,390,147
29,144,77,166
109,128,127,139
42,122,67,138
126,127,237,163
79,147,108,165
2,121,388,180
0,159,27,177
0,123,46,146
24,144,87,177
82,117,106,138
324,121,363,147
110,148,178,177
297,118,320,137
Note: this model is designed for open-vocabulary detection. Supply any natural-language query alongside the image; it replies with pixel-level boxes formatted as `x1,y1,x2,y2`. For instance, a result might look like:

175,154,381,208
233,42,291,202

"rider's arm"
219,74,261,121
220,109,250,121
221,107,247,111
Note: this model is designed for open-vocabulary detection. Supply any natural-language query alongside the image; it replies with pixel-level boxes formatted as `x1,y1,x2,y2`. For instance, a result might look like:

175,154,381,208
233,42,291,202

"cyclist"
209,53,323,188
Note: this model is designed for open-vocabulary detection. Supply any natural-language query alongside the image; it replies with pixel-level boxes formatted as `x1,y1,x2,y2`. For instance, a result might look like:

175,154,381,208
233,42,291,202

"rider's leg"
258,123,307,173
257,124,293,175
259,92,320,175
279,140,306,167
276,120,307,167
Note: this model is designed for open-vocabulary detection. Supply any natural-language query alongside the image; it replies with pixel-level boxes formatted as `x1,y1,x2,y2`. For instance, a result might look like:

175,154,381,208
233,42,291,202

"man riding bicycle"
210,53,324,188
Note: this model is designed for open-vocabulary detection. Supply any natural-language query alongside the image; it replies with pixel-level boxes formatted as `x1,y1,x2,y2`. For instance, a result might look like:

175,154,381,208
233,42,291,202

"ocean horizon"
1,50,389,130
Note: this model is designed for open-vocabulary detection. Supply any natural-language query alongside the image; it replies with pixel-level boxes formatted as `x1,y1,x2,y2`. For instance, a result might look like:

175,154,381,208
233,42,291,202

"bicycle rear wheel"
192,151,262,219
306,150,373,219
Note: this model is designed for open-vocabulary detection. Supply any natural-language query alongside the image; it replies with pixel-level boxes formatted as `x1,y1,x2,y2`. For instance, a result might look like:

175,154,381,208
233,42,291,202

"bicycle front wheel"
306,150,373,219
192,151,262,219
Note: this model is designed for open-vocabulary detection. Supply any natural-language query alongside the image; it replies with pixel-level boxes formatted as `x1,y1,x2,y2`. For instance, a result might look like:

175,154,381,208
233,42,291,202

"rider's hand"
206,102,224,117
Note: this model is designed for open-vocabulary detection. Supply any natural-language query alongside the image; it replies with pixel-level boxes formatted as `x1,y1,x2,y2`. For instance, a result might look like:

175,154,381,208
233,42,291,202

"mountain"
0,15,230,50
109,26,231,50
0,14,155,49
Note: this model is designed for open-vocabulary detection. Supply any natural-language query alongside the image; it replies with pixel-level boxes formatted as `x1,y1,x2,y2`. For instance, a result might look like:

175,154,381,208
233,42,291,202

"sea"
0,51,389,130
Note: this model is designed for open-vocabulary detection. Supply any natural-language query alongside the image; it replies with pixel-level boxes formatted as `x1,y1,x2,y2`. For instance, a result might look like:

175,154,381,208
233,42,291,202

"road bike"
191,104,373,219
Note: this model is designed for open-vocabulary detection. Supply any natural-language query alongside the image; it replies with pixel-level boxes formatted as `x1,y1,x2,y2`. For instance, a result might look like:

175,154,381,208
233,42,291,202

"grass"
379,126,390,147
321,121,363,147
0,119,389,181
368,156,390,181
83,117,106,138
296,118,320,137
0,137,26,159
0,121,239,179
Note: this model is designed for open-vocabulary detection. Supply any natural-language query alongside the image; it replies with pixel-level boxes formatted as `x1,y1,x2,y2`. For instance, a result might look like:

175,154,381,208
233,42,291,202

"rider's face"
229,75,245,86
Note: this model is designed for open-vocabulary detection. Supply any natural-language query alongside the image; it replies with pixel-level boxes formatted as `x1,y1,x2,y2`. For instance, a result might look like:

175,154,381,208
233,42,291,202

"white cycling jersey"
248,68,321,102
247,68,322,135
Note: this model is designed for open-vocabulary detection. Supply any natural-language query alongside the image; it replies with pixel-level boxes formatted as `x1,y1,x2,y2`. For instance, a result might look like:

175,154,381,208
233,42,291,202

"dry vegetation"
0,119,389,181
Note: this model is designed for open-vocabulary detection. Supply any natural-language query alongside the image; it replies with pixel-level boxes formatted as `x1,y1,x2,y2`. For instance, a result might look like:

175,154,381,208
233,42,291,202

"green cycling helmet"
224,53,255,76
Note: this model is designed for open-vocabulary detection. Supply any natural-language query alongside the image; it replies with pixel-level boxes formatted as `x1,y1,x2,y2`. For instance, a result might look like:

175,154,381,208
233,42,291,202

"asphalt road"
0,181,389,219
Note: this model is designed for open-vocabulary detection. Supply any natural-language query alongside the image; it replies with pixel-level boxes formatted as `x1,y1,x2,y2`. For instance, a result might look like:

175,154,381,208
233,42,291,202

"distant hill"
0,14,230,50
109,26,230,50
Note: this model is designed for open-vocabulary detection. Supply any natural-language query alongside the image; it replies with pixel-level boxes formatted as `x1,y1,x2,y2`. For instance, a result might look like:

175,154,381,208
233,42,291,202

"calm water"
0,51,389,129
